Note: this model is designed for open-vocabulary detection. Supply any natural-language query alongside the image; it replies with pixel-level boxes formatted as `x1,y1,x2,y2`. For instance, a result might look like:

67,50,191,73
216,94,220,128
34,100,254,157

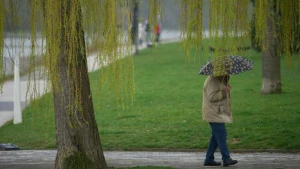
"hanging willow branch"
254,0,300,64
254,0,268,51
179,0,300,74
179,0,202,60
180,0,252,76
279,0,300,64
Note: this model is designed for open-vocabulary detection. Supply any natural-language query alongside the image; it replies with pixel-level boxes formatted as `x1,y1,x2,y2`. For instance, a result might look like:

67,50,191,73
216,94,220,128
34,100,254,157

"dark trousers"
155,33,160,42
205,122,230,162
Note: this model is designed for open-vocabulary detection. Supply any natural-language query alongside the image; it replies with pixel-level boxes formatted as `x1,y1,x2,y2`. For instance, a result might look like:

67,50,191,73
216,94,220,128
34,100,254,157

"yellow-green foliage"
279,0,300,65
179,0,299,76
254,0,300,64
180,0,251,76
254,0,267,50
179,0,202,61
209,0,250,76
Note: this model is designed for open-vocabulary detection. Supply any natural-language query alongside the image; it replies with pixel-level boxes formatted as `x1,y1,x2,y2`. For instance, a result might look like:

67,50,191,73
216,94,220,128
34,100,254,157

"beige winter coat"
202,76,232,123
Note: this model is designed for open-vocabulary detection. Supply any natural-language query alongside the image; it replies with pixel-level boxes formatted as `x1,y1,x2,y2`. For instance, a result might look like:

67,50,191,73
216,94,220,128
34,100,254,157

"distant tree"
131,0,139,55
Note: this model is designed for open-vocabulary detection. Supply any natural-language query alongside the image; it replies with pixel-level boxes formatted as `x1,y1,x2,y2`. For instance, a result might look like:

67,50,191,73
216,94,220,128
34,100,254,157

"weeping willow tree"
180,0,300,95
0,0,159,168
254,0,300,94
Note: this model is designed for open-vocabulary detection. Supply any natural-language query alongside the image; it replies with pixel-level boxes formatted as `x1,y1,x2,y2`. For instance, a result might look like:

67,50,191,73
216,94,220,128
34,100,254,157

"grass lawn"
0,40,299,151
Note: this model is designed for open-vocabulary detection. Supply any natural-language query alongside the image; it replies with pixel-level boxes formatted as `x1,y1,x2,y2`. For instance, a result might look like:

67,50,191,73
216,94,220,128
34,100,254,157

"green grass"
0,40,300,151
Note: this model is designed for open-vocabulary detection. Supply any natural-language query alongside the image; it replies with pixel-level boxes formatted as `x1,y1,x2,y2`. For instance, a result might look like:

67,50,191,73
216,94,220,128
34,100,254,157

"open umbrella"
199,55,254,76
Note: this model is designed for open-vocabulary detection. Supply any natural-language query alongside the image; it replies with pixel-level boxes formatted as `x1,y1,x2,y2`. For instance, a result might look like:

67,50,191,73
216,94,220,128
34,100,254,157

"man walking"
202,75,238,167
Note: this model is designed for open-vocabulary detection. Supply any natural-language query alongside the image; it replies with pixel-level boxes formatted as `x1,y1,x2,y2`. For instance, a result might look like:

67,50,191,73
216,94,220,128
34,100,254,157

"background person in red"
155,23,161,43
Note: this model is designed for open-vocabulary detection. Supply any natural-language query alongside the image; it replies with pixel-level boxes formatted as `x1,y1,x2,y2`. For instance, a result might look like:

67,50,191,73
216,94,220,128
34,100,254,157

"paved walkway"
0,150,300,169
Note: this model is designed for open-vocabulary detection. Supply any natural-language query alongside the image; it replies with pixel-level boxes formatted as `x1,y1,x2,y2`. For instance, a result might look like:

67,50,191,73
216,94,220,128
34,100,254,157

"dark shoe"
223,158,238,167
204,161,222,166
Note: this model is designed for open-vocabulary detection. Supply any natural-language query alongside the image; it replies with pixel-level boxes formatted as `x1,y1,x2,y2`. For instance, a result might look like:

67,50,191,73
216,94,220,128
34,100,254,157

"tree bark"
132,0,139,55
49,0,107,168
261,1,282,95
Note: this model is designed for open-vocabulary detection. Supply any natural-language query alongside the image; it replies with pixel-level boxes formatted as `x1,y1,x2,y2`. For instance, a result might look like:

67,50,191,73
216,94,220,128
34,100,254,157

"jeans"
205,122,230,162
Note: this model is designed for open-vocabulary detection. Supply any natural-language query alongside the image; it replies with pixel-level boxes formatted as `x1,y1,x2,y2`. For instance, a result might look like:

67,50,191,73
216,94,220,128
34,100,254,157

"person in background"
155,23,161,43
144,20,151,46
202,75,238,167
138,22,144,46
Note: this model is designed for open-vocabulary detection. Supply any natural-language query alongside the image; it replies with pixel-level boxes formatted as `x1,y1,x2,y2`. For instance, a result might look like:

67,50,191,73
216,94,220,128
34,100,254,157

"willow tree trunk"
50,0,107,168
261,1,282,95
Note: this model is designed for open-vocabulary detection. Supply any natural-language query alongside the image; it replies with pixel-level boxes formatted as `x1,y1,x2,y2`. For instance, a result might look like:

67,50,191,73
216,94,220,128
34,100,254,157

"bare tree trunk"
261,1,282,95
48,0,107,168
132,0,139,55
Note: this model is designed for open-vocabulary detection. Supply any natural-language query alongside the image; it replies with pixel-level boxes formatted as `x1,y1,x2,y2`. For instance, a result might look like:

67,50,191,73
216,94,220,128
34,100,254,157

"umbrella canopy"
199,55,254,76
